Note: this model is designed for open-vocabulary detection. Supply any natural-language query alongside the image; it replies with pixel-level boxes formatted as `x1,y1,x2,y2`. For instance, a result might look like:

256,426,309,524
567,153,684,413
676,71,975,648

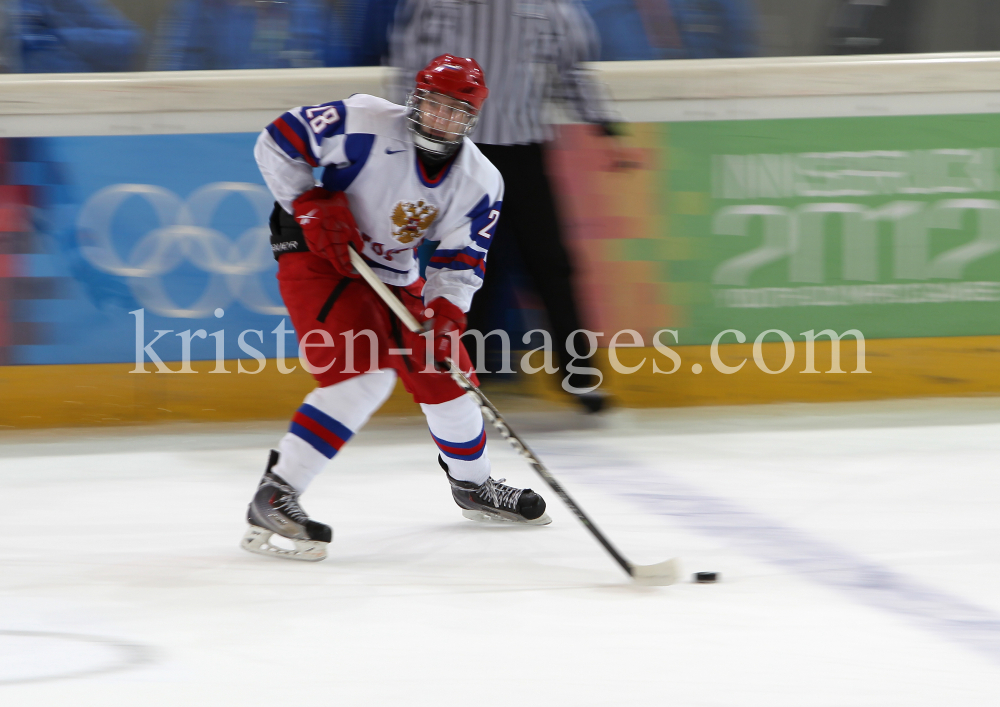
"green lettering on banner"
665,115,1000,345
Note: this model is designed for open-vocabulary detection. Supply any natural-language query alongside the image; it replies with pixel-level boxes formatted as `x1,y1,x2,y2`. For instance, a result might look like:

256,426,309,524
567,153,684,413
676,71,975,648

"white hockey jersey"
255,93,504,313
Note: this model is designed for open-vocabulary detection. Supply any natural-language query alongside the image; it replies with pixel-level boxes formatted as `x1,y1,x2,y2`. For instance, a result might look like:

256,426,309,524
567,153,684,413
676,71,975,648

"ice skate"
440,456,551,525
241,450,332,562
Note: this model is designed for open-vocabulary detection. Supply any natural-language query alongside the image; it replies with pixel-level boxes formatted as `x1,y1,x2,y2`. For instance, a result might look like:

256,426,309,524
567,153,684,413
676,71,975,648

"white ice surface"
3,399,1000,705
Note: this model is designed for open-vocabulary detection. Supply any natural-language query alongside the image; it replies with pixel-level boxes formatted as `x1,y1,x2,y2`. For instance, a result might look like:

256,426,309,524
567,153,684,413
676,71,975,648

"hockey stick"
348,248,680,586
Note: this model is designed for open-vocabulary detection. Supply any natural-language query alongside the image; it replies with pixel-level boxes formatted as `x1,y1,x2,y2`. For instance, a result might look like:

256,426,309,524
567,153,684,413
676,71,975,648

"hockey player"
243,55,550,562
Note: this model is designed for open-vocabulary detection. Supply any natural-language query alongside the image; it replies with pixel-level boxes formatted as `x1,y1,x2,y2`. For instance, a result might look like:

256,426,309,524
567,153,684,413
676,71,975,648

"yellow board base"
2,335,1000,428
0,359,421,429
486,335,1000,409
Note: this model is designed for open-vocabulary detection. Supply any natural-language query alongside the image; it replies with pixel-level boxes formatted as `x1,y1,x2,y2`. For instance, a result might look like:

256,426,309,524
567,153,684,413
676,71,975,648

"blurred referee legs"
465,143,601,407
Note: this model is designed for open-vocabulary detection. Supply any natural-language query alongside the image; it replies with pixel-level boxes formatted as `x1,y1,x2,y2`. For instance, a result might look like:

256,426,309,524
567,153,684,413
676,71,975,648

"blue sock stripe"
439,445,486,461
290,422,337,459
430,429,487,461
429,429,485,450
299,404,354,442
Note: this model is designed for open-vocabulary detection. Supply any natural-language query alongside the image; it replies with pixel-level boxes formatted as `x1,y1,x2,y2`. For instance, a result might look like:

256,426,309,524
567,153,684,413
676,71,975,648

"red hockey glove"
292,187,363,278
423,297,466,371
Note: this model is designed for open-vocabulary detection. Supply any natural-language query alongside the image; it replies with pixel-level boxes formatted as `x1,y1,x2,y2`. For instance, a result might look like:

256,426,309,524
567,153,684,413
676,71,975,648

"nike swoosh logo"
385,148,406,155
296,209,319,225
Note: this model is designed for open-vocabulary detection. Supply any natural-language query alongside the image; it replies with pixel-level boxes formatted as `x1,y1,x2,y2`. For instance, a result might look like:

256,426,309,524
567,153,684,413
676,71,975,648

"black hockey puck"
694,572,719,583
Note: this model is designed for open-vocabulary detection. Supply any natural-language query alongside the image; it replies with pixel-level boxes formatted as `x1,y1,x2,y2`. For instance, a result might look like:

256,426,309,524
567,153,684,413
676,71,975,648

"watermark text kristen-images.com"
129,309,870,393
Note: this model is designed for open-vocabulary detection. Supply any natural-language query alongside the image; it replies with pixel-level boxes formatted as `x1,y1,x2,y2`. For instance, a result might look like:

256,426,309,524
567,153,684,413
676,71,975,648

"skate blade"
240,524,328,562
461,509,552,526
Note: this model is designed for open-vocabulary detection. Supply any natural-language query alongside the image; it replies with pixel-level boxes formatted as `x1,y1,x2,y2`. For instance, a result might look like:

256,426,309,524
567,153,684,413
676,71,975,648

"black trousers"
469,142,592,385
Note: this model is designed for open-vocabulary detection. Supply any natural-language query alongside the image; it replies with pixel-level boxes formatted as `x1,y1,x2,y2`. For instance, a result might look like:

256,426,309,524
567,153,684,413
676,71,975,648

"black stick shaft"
344,249,642,579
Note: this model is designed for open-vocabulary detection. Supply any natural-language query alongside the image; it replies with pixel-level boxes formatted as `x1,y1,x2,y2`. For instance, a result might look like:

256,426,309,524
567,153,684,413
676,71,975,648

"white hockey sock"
275,369,397,493
421,395,490,486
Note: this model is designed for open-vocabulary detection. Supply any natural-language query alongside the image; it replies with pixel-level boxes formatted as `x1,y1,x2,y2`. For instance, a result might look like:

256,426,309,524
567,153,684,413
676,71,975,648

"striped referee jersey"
388,0,618,146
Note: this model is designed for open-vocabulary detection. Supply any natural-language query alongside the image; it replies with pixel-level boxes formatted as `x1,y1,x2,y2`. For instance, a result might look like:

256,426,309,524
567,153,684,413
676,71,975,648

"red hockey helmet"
415,55,489,111
407,55,488,158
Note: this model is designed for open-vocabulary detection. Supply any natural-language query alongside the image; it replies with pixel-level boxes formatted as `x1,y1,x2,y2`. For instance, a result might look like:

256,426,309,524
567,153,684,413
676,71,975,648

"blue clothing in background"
17,0,143,73
353,0,401,66
676,0,756,58
584,0,685,60
585,0,756,61
151,0,338,70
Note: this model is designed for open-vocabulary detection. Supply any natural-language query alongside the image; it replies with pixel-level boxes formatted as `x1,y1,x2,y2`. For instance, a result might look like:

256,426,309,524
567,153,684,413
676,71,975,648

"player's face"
416,92,476,141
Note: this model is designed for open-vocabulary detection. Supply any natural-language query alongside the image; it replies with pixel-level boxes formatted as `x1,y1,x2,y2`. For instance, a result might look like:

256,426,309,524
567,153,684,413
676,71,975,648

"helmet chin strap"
411,130,461,170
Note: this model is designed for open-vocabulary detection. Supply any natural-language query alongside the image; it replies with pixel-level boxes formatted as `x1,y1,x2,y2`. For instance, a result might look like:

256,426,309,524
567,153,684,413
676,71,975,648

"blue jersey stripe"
308,101,347,139
282,111,313,145
322,133,375,192
432,244,487,260
427,260,485,275
465,196,502,249
266,123,302,162
416,152,457,188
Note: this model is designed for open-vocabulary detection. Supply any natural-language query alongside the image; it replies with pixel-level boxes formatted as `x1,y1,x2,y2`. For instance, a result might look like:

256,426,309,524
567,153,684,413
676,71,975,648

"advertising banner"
2,133,287,366
550,116,1000,348
6,112,1000,423
678,114,1000,345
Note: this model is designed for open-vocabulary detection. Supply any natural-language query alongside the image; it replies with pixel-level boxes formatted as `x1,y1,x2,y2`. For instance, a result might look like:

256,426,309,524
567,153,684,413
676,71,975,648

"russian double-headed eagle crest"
391,199,439,244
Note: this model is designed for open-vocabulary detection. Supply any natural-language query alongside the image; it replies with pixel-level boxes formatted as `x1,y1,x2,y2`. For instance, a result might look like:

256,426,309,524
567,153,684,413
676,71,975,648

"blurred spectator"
585,0,757,60
352,0,401,66
1,3,12,72
149,0,344,70
827,0,916,55
12,0,144,73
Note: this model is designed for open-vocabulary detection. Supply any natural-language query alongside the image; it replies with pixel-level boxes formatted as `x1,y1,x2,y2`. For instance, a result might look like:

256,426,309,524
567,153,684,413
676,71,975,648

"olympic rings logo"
76,182,286,319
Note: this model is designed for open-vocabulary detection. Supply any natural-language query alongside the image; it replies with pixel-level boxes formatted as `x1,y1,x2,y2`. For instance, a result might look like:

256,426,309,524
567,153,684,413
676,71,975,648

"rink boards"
5,58,1000,426
2,334,1000,427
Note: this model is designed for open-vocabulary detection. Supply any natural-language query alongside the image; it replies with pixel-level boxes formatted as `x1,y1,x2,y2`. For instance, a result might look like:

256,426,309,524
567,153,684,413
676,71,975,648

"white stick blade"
630,558,681,586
